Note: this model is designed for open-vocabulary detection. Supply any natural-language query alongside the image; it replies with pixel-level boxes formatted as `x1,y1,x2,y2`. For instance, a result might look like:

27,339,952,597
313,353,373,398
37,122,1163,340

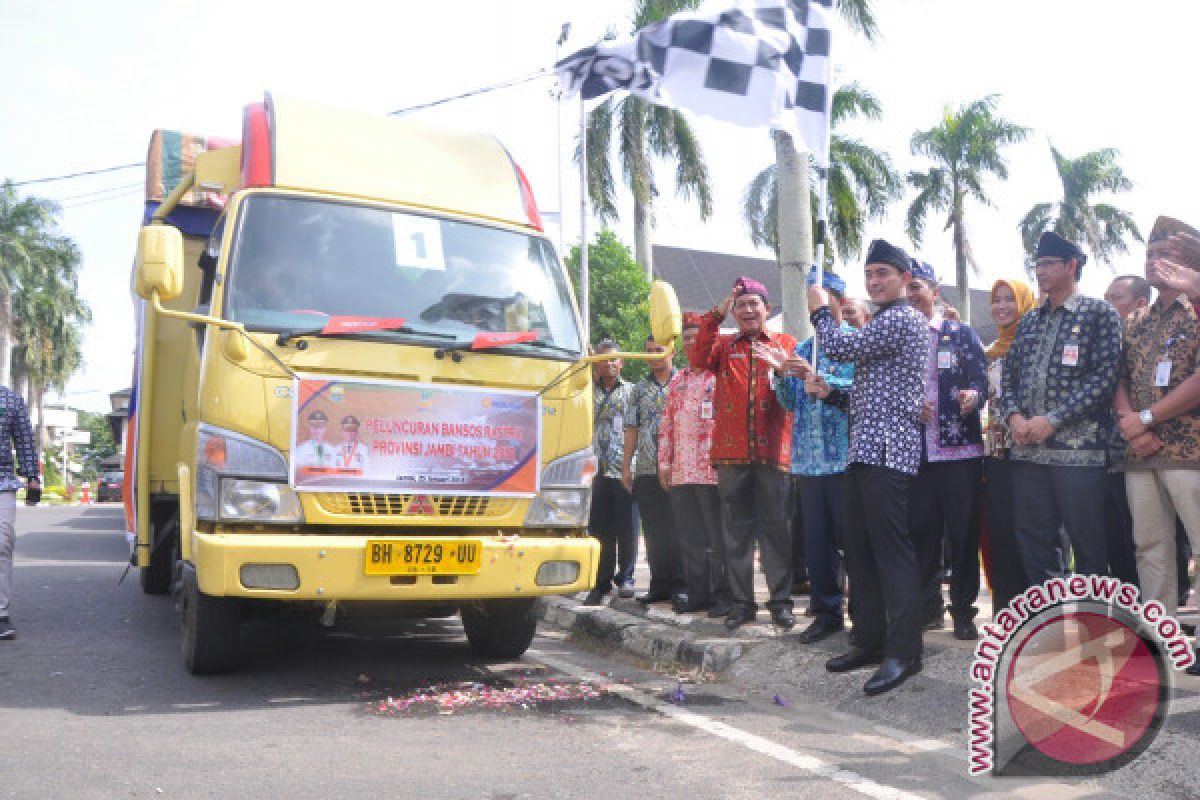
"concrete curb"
539,595,771,672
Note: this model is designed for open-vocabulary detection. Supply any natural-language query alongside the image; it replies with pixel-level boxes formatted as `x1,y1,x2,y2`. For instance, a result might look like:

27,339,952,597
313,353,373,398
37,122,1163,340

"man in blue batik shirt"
905,260,988,642
769,267,855,645
1001,232,1122,586
0,387,40,640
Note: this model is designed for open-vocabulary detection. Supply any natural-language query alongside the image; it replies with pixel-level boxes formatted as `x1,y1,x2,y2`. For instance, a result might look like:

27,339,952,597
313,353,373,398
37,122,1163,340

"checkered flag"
556,0,833,165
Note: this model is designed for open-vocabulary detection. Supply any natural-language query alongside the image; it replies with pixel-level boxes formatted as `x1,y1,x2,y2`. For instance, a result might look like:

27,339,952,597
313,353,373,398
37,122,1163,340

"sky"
1,0,1195,412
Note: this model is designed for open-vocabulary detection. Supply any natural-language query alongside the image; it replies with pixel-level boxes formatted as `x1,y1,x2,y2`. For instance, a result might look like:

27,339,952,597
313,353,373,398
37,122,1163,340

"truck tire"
179,563,241,675
140,508,178,596
461,598,539,660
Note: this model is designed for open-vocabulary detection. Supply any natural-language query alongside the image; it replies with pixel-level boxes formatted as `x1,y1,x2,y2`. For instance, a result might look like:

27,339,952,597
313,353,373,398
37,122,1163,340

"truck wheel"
140,513,178,595
179,563,241,674
461,598,539,660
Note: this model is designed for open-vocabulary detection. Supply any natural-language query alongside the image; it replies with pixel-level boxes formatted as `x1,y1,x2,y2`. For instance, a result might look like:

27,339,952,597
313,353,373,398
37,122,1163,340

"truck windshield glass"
224,194,582,354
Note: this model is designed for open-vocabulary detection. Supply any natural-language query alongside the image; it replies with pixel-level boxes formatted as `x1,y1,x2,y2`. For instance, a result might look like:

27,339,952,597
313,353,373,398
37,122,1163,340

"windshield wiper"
433,334,579,360
275,323,456,347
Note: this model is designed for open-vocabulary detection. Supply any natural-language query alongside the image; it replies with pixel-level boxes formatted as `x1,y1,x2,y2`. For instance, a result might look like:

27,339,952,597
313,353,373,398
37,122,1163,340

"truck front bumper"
190,531,599,601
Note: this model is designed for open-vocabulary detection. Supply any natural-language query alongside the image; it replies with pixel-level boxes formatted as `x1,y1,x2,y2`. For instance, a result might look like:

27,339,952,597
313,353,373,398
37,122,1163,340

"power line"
11,162,145,187
389,68,553,116
61,188,143,210
54,181,143,203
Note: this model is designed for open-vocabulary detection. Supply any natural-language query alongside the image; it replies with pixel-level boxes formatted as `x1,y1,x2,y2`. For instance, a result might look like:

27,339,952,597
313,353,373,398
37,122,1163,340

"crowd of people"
584,216,1200,697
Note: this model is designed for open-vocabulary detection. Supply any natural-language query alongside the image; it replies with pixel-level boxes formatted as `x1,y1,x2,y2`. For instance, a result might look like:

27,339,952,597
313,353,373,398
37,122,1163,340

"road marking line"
529,649,927,800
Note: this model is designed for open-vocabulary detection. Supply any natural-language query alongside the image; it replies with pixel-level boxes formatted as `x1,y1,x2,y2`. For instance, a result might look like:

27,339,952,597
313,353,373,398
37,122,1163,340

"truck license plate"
364,539,483,576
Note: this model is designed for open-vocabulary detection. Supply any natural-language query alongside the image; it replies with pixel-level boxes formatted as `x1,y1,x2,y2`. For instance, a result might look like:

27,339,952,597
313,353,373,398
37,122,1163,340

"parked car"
97,471,123,502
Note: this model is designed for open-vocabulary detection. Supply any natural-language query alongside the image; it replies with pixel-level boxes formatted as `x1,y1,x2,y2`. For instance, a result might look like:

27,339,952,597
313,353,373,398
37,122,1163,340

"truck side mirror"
135,225,184,302
648,280,681,347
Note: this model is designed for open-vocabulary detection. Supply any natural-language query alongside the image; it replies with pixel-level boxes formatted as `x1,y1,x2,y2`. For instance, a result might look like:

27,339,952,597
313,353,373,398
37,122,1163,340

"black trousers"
796,473,845,622
716,464,793,613
843,463,922,661
983,457,1028,615
910,458,982,623
588,475,633,592
1011,461,1109,586
1103,471,1140,586
670,483,731,607
790,477,808,581
633,475,684,595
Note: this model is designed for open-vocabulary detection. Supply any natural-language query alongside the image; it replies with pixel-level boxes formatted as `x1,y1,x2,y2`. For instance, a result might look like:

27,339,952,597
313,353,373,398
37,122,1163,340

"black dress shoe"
953,619,979,640
770,608,796,631
923,612,945,631
707,602,731,618
863,657,922,696
826,648,882,673
799,617,844,644
671,594,695,613
636,590,673,605
582,588,609,606
724,608,758,630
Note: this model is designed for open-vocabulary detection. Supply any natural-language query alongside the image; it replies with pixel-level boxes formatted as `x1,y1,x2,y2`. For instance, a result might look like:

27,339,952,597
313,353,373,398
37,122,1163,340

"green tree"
77,410,117,480
1018,146,1142,264
584,0,713,277
13,235,90,445
565,230,652,379
742,83,901,264
905,95,1030,323
0,179,60,388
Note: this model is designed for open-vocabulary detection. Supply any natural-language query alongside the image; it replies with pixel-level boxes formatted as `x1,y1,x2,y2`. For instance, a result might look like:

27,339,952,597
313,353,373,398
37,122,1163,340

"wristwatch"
1139,409,1155,427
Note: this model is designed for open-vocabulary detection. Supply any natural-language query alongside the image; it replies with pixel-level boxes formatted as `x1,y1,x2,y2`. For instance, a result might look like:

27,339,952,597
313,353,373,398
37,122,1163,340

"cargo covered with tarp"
142,130,236,236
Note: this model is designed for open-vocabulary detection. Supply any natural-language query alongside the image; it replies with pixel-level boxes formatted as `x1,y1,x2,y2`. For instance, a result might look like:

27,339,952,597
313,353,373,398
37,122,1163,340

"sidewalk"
541,547,1198,674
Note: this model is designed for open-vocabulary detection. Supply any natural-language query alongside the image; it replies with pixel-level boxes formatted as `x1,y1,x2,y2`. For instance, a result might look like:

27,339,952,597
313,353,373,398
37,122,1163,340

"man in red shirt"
690,277,797,629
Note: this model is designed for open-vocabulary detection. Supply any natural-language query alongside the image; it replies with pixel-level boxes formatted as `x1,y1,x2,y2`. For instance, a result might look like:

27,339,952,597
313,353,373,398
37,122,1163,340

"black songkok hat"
1036,232,1087,267
865,239,912,273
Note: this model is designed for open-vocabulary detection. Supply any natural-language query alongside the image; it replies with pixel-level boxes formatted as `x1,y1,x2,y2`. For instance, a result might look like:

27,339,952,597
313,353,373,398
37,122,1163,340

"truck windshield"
223,194,583,355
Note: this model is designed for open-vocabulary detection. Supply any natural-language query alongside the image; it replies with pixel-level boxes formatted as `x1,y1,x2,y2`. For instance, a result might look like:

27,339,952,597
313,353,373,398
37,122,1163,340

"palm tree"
1018,146,1142,264
905,95,1030,324
0,180,60,388
742,83,901,263
584,0,712,277
12,234,90,447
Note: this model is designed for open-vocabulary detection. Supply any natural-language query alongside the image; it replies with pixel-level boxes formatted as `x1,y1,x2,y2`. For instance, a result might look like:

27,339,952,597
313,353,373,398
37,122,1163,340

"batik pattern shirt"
592,379,633,479
811,299,929,475
776,330,855,476
0,388,37,492
626,371,674,476
922,316,987,462
658,368,718,486
984,356,1012,459
689,311,795,470
1000,293,1121,467
1119,295,1200,469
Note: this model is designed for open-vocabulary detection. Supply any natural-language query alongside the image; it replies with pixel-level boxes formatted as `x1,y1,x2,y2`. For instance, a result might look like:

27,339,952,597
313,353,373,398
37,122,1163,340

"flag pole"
579,93,590,343
811,72,836,368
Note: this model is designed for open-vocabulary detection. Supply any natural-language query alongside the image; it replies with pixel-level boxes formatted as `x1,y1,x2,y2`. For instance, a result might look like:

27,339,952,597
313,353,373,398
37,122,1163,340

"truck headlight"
195,424,303,524
220,479,303,523
525,448,597,528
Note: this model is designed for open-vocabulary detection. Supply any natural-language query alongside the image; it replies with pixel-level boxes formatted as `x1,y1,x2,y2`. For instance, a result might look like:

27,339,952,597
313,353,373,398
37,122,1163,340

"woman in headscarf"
981,277,1036,617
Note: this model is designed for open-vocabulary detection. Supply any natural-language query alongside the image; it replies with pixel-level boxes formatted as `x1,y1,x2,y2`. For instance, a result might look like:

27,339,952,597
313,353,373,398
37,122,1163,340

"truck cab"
128,94,679,673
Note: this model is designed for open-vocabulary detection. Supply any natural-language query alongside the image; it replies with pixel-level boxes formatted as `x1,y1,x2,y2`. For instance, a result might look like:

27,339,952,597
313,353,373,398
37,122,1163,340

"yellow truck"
128,94,678,673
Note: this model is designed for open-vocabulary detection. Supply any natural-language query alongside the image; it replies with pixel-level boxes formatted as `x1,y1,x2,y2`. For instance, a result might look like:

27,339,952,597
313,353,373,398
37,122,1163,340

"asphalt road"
0,505,1127,799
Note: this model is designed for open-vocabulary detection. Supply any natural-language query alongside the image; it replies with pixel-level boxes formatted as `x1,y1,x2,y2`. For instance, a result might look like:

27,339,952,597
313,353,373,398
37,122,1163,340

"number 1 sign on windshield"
392,214,446,272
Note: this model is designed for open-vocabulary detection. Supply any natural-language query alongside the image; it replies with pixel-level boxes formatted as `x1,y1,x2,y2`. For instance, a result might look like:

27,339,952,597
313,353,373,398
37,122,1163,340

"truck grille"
314,493,517,518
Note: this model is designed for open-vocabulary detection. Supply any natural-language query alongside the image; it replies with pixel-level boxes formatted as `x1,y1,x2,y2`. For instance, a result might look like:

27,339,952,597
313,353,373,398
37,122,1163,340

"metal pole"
579,94,590,343
555,23,571,258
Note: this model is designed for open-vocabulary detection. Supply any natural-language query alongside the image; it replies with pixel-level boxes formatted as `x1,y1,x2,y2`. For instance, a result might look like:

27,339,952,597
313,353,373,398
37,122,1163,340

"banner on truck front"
290,376,540,496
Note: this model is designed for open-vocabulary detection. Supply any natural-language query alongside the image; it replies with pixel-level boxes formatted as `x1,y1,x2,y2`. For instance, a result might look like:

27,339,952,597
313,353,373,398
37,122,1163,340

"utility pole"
775,131,813,342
